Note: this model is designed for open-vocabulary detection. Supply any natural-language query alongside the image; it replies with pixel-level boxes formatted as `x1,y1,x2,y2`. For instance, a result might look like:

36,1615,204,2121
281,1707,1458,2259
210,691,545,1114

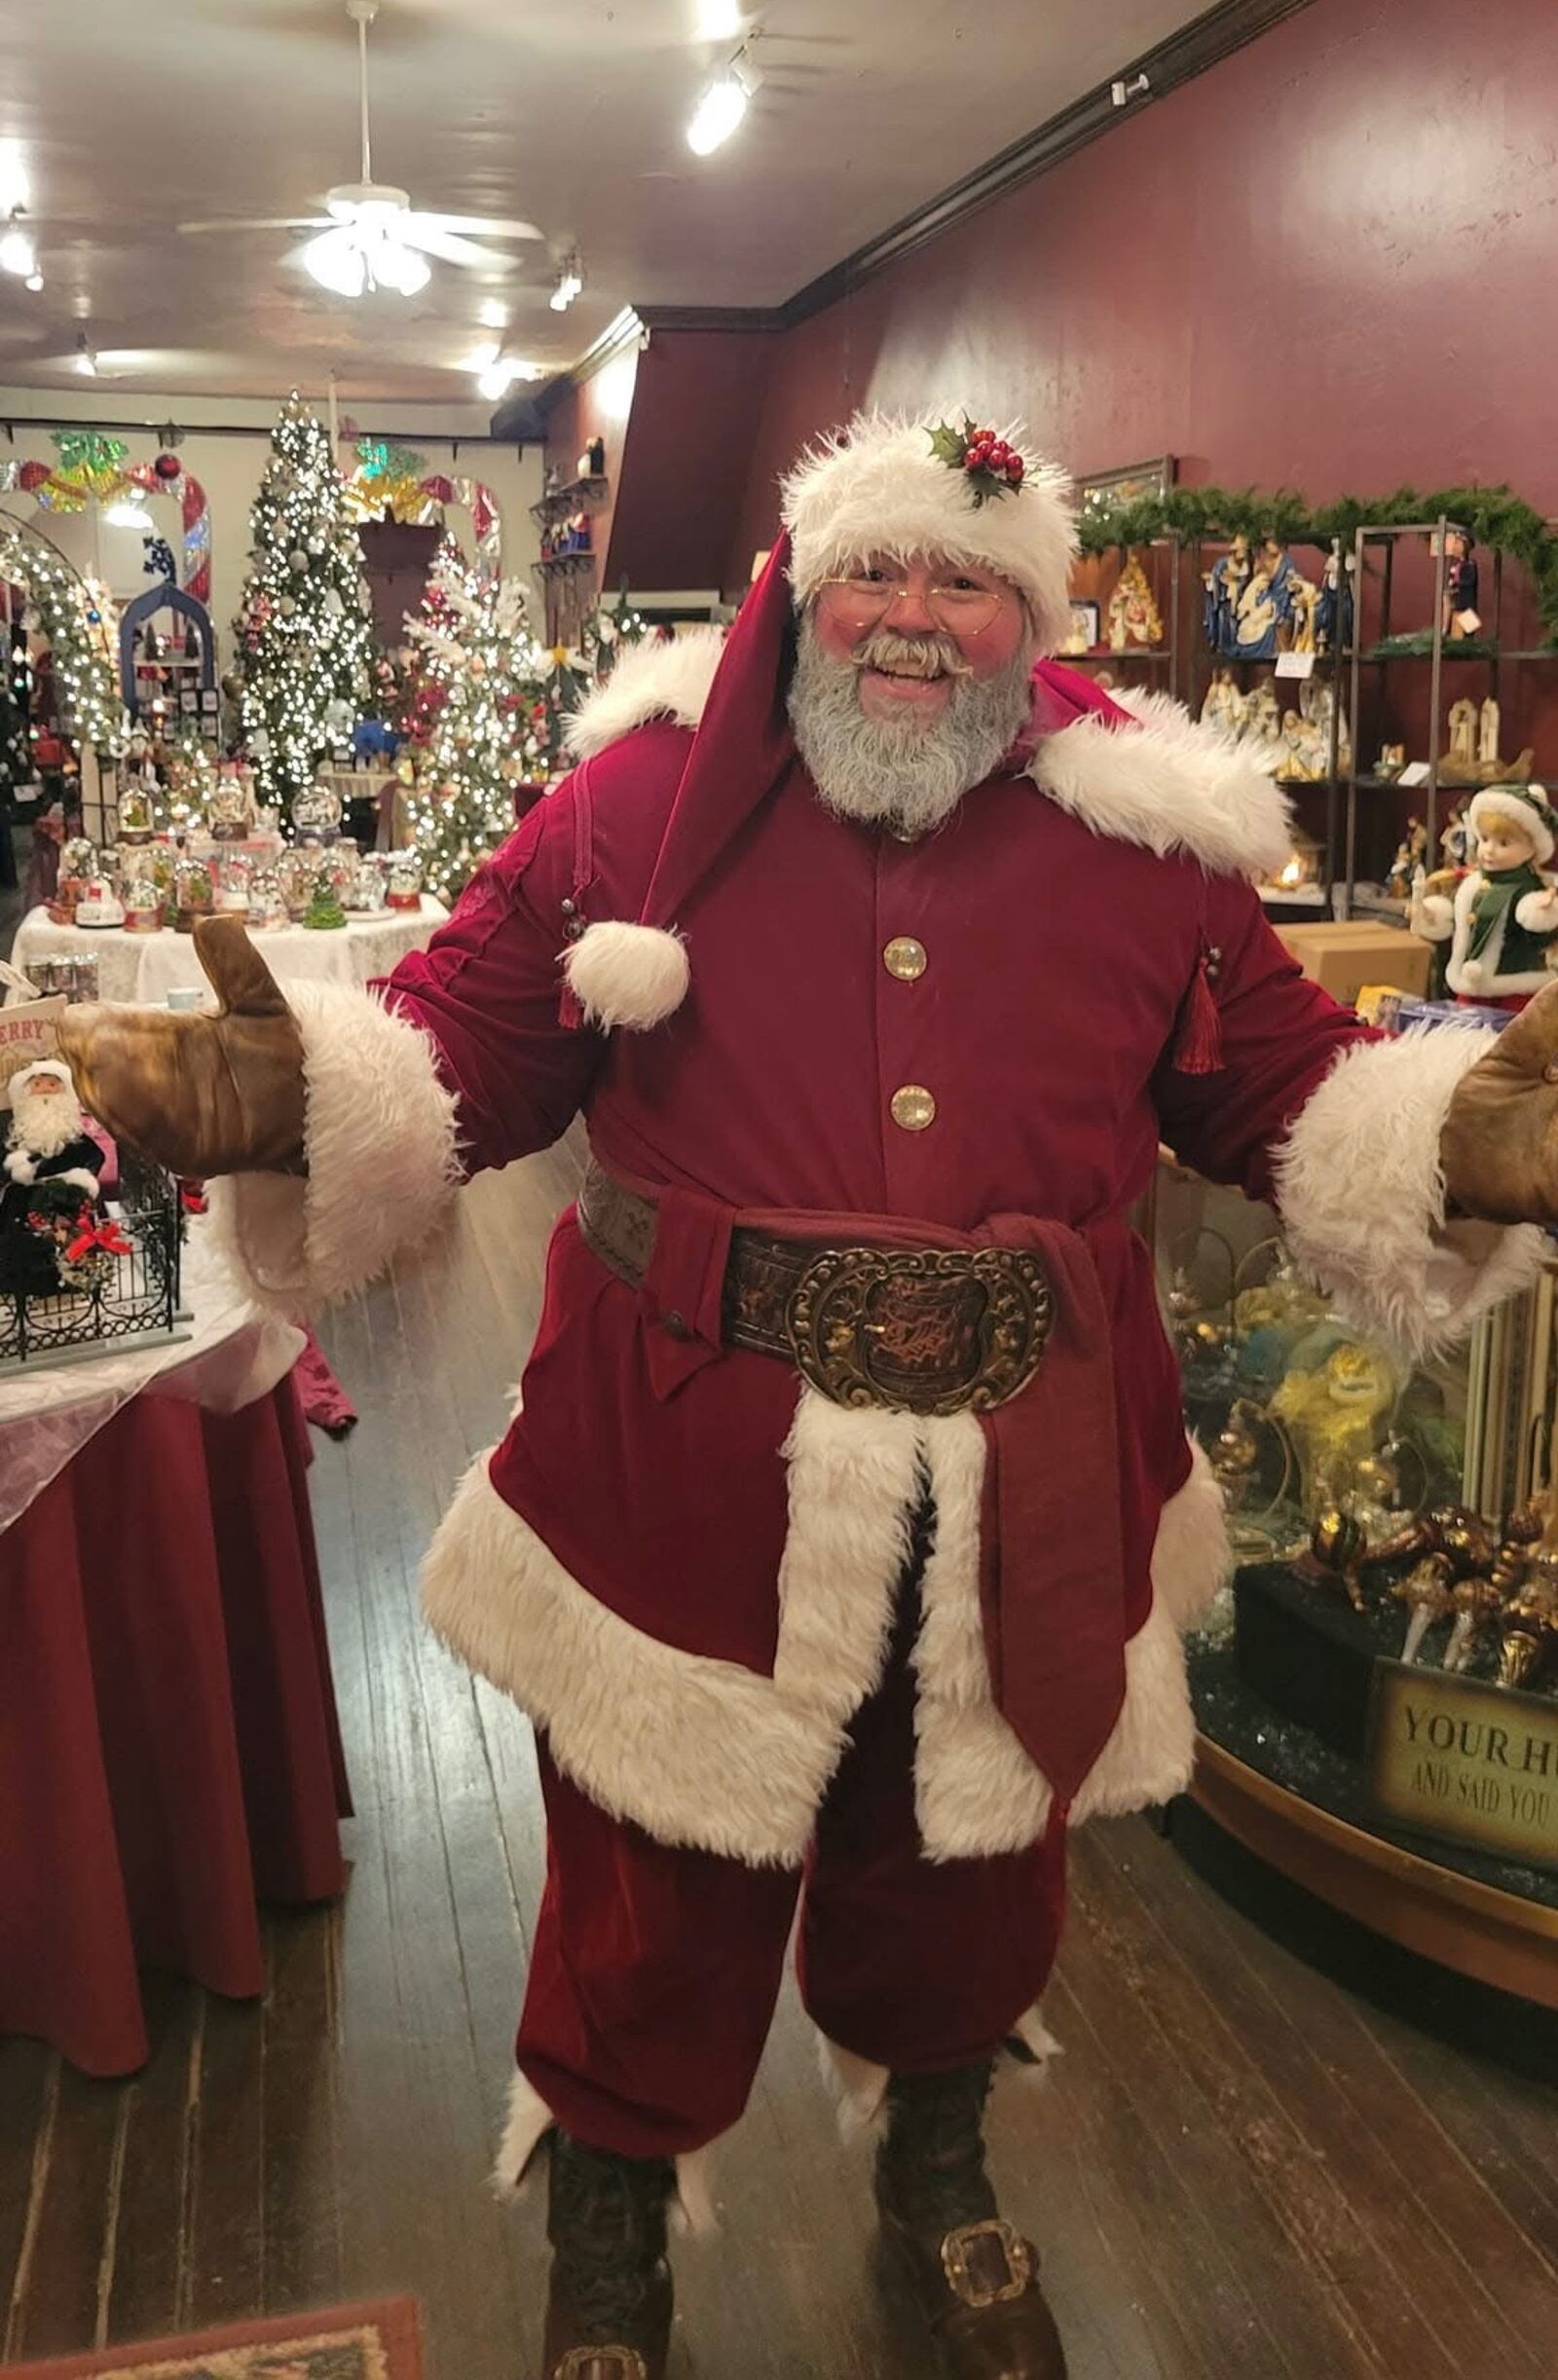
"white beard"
7,1084,86,1161
788,616,1036,838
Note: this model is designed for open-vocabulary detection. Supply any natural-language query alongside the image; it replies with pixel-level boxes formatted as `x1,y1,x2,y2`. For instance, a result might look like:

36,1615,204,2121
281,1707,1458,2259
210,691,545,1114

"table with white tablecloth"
10,895,448,1005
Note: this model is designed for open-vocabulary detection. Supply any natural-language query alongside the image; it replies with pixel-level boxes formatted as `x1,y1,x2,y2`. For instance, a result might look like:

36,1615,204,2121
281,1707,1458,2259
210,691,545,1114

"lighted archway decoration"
0,513,122,753
343,438,501,565
0,434,212,603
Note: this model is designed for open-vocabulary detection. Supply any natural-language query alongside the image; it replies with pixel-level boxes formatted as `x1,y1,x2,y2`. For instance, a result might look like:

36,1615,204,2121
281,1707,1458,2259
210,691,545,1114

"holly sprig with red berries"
928,418,1026,506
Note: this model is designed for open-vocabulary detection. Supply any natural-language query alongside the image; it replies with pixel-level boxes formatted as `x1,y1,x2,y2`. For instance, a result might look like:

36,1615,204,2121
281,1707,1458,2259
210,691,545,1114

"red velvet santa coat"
210,635,1544,1869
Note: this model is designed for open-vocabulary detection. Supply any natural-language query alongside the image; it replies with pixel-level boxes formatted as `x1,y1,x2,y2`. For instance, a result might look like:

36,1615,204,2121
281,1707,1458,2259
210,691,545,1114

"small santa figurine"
1412,786,1558,1010
0,1060,106,1298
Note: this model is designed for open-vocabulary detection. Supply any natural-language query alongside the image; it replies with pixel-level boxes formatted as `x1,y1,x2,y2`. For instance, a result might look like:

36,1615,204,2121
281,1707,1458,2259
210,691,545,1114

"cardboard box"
1275,920,1431,1009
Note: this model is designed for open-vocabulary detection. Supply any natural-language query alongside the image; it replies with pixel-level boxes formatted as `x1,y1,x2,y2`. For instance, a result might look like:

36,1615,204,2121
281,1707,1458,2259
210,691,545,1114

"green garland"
1077,483,1558,647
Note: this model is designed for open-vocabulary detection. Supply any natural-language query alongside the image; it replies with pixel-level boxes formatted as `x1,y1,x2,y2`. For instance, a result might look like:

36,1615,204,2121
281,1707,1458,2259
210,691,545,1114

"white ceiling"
0,0,1204,405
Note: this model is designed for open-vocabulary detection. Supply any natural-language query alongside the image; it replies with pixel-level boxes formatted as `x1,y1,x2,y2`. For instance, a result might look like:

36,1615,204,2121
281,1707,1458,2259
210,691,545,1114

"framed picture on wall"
1075,457,1176,521
1063,599,1101,654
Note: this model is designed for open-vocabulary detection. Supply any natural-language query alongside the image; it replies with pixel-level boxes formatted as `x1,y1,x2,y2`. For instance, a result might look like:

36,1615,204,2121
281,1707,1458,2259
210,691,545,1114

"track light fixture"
687,36,760,156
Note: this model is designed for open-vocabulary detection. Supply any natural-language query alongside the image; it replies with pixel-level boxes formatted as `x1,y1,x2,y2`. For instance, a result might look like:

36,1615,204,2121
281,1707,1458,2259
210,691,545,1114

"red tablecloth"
0,1375,350,2075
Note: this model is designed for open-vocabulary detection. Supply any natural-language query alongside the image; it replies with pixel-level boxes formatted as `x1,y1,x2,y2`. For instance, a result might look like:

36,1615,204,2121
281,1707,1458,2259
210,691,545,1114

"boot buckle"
940,2217,1033,2310
553,2352,649,2380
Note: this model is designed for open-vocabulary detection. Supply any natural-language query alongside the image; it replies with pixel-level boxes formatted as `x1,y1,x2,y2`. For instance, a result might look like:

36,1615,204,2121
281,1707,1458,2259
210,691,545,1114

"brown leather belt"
576,1159,1054,1419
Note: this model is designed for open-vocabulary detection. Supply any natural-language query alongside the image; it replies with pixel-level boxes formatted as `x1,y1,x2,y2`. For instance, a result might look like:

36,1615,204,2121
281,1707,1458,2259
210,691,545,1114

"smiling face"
810,550,1029,726
790,549,1039,839
1476,814,1537,874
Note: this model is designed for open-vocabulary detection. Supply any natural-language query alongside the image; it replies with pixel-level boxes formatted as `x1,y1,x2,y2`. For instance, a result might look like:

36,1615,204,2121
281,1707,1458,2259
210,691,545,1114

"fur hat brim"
781,411,1077,655
1468,785,1558,867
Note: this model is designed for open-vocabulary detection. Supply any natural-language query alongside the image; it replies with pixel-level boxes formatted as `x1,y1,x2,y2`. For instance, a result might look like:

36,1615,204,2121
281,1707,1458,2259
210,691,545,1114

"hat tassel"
563,919,690,1032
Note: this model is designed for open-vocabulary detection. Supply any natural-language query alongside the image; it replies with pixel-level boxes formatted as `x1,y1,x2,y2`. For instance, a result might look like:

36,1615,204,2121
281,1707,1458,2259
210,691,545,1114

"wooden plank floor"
4,1140,1558,2378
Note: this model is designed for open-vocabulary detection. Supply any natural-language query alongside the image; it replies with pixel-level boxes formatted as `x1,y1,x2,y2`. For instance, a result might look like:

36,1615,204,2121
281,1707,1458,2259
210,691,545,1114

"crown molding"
498,0,1315,428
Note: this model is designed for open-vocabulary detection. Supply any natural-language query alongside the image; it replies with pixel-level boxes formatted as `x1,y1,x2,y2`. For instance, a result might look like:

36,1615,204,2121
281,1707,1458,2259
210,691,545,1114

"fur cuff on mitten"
4,1150,37,1185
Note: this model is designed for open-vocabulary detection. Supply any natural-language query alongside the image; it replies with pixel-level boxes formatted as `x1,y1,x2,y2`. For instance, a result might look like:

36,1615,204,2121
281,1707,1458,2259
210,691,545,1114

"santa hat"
564,413,1078,1036
564,538,798,1033
1468,784,1558,867
781,410,1077,654
6,1058,73,1111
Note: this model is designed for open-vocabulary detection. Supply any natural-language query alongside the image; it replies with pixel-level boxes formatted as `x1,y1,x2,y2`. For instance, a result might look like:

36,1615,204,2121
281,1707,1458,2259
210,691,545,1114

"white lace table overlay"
0,1224,305,1534
11,897,448,1006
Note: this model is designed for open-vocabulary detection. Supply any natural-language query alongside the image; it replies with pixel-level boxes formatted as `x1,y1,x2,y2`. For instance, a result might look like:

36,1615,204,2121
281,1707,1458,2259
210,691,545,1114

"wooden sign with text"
1369,1660,1558,1873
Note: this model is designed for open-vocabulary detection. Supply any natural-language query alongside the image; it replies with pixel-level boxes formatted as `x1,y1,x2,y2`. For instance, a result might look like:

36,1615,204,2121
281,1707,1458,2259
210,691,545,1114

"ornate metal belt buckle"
940,2217,1034,2309
553,2351,649,2380
785,1245,1053,1417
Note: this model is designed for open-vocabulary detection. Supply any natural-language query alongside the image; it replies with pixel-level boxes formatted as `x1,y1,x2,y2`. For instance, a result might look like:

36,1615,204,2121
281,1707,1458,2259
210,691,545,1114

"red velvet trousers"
514,1591,1068,2161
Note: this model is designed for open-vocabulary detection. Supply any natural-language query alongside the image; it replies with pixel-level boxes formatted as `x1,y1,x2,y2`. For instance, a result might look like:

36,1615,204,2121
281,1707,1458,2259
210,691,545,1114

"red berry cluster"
965,430,1025,487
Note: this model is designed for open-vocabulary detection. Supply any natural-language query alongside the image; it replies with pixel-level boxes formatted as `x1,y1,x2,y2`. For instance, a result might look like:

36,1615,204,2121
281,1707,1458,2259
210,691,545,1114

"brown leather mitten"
55,914,307,1179
1440,981,1558,1224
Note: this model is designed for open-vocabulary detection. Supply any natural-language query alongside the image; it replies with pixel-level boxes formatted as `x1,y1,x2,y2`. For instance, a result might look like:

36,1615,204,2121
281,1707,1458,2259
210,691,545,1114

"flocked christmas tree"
400,538,549,904
232,394,372,824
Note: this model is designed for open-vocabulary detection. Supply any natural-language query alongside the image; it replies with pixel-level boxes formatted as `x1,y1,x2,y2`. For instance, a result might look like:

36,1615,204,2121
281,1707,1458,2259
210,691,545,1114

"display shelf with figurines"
1343,517,1558,937
1151,1145,1558,2038
1188,532,1354,917
1060,539,1180,689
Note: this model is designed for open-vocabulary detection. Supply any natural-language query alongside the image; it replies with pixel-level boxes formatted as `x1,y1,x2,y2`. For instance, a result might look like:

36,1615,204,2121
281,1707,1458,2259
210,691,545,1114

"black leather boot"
542,2131,675,2380
874,2063,1068,2379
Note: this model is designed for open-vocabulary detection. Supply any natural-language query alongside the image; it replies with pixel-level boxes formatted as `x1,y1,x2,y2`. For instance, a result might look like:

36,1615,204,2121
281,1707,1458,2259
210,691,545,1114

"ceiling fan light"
303,227,368,295
24,270,43,293
0,222,35,277
476,357,516,401
372,238,430,295
687,66,750,156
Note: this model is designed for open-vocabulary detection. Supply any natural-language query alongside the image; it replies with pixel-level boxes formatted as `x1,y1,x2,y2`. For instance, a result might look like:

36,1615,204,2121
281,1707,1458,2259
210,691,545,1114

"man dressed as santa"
59,413,1555,2380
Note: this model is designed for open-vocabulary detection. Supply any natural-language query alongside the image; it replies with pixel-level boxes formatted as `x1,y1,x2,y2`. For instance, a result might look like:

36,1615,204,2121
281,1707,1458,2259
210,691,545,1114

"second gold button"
890,1085,937,1132
883,936,928,982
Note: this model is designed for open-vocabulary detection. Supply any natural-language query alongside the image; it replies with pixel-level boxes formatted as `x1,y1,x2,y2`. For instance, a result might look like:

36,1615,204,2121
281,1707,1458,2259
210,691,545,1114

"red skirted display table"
0,1246,350,2076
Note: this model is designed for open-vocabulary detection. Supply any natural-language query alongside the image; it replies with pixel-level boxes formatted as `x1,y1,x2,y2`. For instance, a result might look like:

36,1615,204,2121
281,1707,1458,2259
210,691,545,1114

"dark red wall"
609,330,771,595
727,0,1558,585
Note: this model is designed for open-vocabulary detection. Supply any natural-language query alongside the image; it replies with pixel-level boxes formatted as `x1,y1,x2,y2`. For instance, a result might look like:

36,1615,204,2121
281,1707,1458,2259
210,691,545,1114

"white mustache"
852,629,974,682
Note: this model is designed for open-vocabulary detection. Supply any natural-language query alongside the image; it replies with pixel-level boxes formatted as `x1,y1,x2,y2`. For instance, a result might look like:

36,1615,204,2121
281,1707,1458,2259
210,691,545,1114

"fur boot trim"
563,919,690,1031
1275,1025,1547,1358
493,2070,719,2235
205,981,460,1317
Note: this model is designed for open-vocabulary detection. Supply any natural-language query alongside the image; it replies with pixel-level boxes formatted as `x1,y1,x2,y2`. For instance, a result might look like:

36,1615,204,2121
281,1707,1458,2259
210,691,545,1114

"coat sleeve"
206,787,608,1317
1155,875,1544,1358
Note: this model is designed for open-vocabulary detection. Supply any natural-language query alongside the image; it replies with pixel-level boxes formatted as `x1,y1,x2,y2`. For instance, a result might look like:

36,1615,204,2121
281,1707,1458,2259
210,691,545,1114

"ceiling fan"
176,0,542,297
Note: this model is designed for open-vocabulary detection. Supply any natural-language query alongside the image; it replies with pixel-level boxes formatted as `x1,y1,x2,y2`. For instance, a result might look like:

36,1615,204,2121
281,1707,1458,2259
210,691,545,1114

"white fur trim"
781,410,1077,654
1031,688,1293,881
421,1391,915,1867
910,1432,1223,1860
205,982,461,1318
563,919,690,1031
1275,1026,1547,1359
56,1167,101,1198
816,2003,1062,2144
1444,871,1556,996
4,1150,36,1184
493,2070,718,2234
1468,786,1556,867
427,1410,1225,1868
1515,888,1558,933
565,627,726,762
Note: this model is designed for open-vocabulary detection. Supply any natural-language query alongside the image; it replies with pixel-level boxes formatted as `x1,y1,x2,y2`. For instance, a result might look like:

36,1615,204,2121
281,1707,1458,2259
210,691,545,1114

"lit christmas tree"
400,539,549,905
232,394,372,824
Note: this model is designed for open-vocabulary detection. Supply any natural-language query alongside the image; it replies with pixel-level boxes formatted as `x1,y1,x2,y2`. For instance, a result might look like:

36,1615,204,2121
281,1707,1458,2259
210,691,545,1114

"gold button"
890,1084,937,1132
883,936,928,982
